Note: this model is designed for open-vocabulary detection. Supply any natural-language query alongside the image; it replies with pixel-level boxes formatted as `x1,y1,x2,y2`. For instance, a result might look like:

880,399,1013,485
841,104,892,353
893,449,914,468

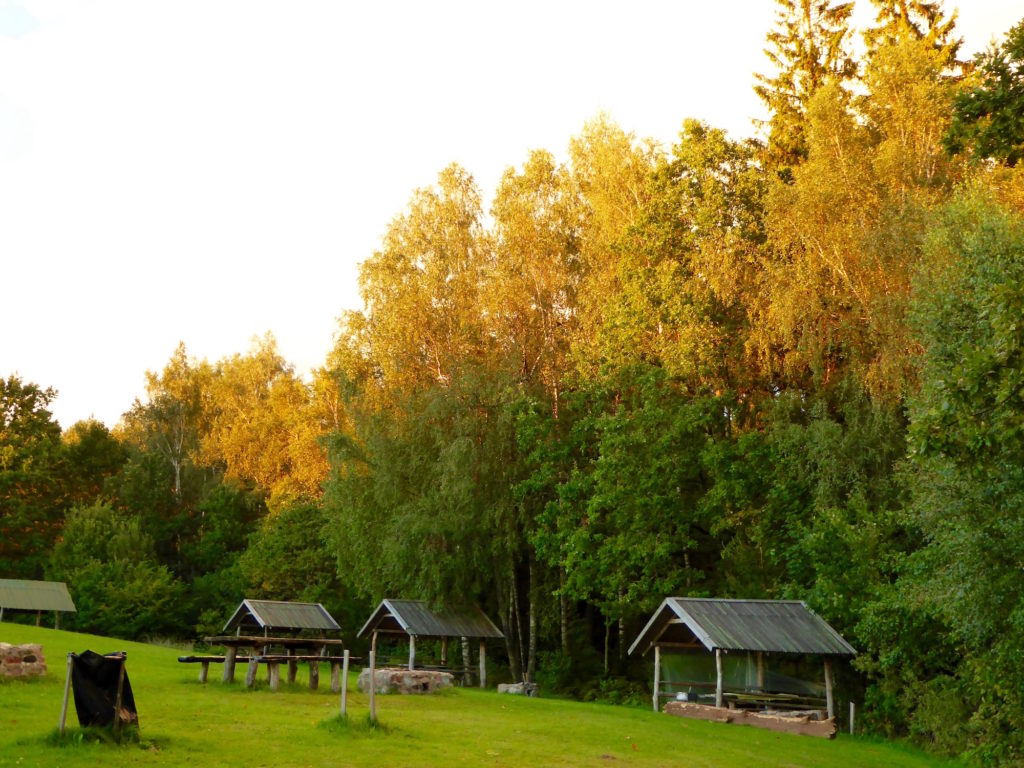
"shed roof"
628,598,855,657
222,599,340,633
0,579,76,613
358,599,504,640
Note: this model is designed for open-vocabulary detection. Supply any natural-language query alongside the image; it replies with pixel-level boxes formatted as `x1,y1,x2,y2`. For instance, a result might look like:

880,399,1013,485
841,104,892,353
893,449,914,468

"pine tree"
754,0,857,172
865,0,962,69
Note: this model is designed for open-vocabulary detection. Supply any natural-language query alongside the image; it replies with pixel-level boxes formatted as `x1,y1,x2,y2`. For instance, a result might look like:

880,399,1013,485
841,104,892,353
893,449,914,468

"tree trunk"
502,581,523,684
527,560,537,683
603,619,610,676
559,569,569,656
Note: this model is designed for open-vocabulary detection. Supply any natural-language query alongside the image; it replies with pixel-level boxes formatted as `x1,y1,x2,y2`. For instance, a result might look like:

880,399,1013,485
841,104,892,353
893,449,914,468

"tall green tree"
754,0,857,171
0,375,66,578
945,17,1024,166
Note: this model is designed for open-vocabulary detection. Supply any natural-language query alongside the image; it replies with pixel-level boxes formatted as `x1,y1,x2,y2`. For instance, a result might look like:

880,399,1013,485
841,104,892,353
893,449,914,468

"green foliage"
945,18,1024,166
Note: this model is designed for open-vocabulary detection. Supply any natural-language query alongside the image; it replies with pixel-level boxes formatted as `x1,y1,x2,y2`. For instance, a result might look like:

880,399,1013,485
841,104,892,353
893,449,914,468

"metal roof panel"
0,579,76,612
221,599,340,633
358,599,504,639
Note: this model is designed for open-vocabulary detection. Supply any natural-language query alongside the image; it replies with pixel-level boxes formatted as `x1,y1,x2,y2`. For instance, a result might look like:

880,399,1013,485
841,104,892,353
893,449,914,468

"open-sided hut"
222,599,340,636
357,599,504,688
629,597,855,718
0,579,76,628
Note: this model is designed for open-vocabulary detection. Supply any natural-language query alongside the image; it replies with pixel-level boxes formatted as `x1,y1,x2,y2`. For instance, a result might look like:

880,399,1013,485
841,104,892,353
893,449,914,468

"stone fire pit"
358,667,453,694
1,643,46,679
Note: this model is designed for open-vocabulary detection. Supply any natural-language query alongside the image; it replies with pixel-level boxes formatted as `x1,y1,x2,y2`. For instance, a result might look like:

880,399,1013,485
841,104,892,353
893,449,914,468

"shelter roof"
358,599,504,640
0,579,76,613
628,597,855,658
222,599,340,633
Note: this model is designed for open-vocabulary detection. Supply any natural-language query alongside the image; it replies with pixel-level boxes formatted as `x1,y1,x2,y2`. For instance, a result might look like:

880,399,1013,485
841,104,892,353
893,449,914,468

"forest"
3,1,1024,763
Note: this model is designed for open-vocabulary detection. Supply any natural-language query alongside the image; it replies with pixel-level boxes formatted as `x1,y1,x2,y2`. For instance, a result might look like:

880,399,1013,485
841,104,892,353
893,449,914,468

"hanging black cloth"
70,651,139,728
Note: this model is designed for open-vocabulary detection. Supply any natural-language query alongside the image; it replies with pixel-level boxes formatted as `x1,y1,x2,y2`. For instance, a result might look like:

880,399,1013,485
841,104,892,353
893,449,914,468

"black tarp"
70,651,139,728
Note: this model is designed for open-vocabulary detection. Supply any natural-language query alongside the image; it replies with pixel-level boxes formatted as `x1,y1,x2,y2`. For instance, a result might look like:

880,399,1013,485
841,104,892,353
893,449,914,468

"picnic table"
180,635,352,691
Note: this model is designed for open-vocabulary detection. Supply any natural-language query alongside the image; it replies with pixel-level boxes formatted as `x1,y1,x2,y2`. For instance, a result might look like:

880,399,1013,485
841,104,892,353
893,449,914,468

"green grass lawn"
0,623,960,768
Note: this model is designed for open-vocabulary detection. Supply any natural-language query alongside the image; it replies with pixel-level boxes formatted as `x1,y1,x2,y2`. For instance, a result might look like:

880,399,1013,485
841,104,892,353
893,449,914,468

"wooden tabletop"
204,635,347,649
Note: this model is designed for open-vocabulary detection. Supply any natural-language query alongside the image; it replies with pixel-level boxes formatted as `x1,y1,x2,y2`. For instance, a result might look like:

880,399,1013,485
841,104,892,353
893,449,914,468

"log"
664,701,837,739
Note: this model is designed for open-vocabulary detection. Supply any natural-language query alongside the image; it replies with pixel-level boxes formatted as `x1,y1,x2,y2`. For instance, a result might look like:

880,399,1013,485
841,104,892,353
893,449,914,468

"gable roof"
358,599,504,640
221,599,340,633
0,579,76,613
628,597,855,657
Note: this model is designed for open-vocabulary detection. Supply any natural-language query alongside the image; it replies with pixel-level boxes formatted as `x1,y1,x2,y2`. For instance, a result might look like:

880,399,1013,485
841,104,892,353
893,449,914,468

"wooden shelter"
629,598,855,718
0,579,76,628
357,599,504,688
221,599,340,636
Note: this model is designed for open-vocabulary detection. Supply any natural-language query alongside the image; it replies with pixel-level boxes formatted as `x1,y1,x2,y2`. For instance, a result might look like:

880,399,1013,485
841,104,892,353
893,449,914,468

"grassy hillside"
0,624,960,768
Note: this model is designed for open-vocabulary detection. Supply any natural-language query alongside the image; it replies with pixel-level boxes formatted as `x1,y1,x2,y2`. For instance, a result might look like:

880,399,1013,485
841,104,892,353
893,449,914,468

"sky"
1,1,1020,430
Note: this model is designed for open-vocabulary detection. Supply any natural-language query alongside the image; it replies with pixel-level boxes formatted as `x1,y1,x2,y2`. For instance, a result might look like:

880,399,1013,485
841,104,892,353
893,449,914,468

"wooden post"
340,650,350,717
269,662,280,692
54,611,61,630
36,610,41,627
223,647,237,683
369,631,377,723
715,648,724,708
0,606,4,622
757,651,765,691
331,661,341,693
441,637,448,666
287,649,297,685
850,701,855,735
479,639,486,689
652,644,661,712
309,658,320,690
58,653,73,735
113,654,126,742
245,657,258,688
199,661,209,683
408,635,416,671
824,658,834,720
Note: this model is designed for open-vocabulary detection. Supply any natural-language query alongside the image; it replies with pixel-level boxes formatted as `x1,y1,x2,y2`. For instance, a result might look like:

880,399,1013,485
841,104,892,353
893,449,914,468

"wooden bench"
178,654,253,683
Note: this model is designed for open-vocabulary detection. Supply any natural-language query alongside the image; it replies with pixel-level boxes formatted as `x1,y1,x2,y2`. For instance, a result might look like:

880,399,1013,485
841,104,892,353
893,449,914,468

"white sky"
1,1,1020,430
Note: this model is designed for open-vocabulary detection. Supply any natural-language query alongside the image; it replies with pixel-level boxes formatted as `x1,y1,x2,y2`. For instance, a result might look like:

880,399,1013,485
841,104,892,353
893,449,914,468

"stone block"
357,667,453,694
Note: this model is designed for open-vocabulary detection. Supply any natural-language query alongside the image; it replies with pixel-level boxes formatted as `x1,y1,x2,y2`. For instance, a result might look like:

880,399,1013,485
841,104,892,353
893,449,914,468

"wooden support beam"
441,637,448,666
269,662,280,692
715,649,724,708
653,644,661,712
309,658,320,690
223,647,237,683
824,658,834,720
54,611,61,630
58,653,73,735
340,650,350,717
479,639,486,689
409,635,416,671
245,657,258,688
330,661,341,693
198,661,209,683
287,654,297,685
113,655,126,742
757,652,765,691
369,631,378,723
